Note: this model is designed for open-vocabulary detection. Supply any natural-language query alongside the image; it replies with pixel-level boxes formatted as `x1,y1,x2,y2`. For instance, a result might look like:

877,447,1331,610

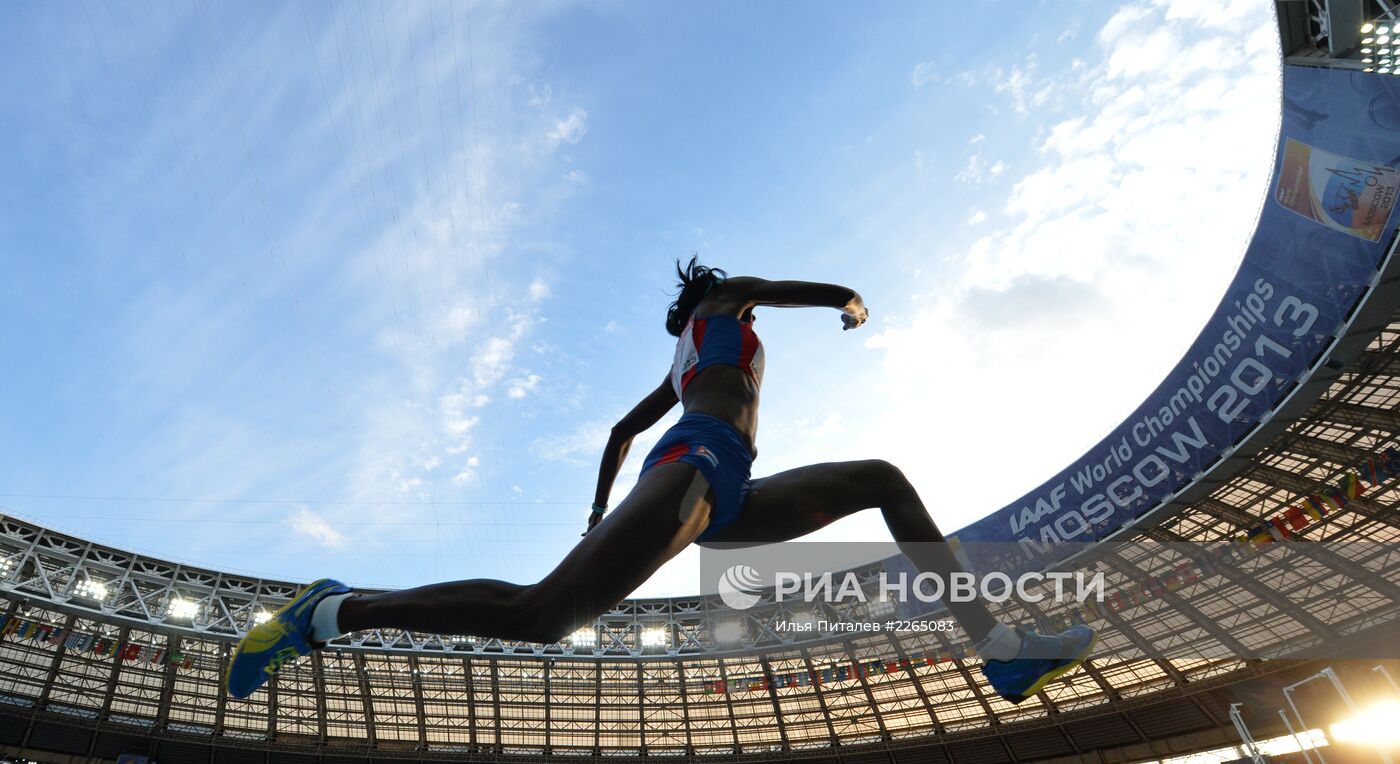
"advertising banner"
949,66,1400,576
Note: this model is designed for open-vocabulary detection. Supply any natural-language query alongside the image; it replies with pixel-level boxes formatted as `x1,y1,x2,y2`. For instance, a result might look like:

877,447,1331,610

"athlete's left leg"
225,462,716,699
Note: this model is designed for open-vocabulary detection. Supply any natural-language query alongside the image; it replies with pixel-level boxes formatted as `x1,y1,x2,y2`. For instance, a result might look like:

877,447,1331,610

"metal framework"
0,307,1394,759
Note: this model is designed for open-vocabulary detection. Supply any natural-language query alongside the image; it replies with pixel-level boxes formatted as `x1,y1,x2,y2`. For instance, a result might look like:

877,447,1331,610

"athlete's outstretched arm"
586,374,679,534
722,276,868,329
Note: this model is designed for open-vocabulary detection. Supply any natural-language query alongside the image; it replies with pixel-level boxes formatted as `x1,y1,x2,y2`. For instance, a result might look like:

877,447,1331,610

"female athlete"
227,258,1094,704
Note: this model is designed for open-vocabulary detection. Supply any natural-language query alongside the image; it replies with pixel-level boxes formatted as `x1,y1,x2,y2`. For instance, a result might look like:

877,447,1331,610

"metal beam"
844,640,892,741
880,633,956,762
464,657,479,752
312,651,328,744
99,626,131,722
715,658,742,752
266,673,278,740
155,632,180,728
798,647,840,749
409,655,428,750
35,612,77,709
1311,400,1400,433
675,659,693,754
353,652,377,748
757,654,790,751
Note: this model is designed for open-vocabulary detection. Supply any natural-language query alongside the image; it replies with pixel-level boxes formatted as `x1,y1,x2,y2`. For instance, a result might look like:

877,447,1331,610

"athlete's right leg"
698,459,999,643
336,461,714,643
696,458,1096,705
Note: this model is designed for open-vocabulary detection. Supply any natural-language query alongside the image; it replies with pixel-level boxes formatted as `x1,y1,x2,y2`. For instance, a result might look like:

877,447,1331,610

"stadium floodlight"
1364,36,1377,45
74,579,108,601
640,628,668,648
0,557,14,575
1362,22,1375,33
1330,700,1400,744
168,597,199,620
252,610,271,625
714,620,744,644
569,627,597,647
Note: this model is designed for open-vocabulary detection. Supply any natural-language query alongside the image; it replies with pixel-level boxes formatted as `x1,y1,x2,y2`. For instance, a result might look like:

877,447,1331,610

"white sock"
309,593,352,643
974,622,1023,661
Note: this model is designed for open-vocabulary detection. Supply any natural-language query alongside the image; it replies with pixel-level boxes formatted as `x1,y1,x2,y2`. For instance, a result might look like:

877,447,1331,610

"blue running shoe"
980,624,1096,704
225,578,350,699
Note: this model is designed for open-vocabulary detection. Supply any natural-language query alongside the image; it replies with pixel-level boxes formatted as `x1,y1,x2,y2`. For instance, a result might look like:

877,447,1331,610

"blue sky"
1,0,1279,596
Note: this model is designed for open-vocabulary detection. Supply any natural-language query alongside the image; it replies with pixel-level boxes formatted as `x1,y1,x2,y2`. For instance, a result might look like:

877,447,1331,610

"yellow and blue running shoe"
980,624,1096,704
225,578,350,699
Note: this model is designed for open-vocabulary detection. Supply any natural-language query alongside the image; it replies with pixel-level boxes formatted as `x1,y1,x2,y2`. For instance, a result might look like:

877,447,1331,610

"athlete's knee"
513,587,580,644
860,459,909,486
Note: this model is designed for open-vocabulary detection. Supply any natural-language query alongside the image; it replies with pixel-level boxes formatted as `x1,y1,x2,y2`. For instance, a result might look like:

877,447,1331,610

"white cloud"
549,107,589,146
508,373,542,399
528,278,551,301
967,210,988,225
453,456,482,486
530,412,680,493
954,134,1007,185
858,0,1280,532
989,55,1052,114
911,61,939,87
1098,5,1154,45
473,336,517,386
289,507,348,549
530,418,613,466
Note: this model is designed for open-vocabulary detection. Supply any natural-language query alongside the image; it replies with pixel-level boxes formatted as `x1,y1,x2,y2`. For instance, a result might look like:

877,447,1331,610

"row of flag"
700,651,973,695
0,615,195,669
1234,448,1399,545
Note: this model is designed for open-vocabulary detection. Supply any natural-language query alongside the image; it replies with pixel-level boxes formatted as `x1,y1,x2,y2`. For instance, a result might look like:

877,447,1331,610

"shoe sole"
223,578,333,696
1015,631,1098,701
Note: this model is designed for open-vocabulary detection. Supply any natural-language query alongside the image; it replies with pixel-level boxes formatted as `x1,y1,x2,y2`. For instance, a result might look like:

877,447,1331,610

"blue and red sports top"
670,314,765,398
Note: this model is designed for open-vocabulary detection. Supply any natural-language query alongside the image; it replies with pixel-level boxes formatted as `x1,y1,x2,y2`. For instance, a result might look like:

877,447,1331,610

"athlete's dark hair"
665,255,727,337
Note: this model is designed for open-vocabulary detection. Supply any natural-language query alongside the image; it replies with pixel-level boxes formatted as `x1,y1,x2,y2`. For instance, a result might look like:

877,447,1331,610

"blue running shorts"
640,413,753,541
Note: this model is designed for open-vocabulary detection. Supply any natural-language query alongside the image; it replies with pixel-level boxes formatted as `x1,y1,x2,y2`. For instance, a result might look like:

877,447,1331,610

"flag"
1342,472,1365,498
1299,498,1324,522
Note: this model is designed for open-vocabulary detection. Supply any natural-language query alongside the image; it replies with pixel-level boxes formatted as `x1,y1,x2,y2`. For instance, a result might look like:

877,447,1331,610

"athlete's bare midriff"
681,295,762,457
